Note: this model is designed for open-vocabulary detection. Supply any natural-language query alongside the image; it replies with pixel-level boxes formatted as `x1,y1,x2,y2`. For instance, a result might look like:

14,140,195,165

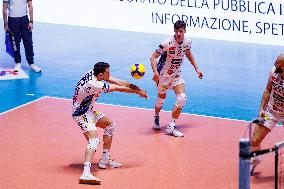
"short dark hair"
174,20,186,30
93,62,110,76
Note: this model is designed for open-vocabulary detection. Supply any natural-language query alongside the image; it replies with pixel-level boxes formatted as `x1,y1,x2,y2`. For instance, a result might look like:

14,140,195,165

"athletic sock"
102,149,110,161
169,118,176,127
83,162,91,174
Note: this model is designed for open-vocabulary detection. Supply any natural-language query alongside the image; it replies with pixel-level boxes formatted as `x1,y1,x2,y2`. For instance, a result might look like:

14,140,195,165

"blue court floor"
0,21,283,120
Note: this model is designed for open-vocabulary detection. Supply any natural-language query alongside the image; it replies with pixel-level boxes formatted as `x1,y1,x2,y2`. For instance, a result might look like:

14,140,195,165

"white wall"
1,0,284,46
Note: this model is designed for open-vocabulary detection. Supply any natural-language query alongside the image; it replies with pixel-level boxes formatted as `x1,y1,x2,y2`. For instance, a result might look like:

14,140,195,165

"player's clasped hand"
138,90,148,99
198,71,203,79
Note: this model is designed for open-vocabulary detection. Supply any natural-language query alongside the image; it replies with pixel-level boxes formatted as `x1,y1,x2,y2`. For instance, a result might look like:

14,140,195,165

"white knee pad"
175,93,187,108
104,123,115,137
155,97,165,109
87,137,100,152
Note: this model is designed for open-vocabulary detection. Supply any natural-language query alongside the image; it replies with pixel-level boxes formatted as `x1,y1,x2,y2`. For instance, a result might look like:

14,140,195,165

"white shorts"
262,106,284,131
157,75,185,94
72,109,104,133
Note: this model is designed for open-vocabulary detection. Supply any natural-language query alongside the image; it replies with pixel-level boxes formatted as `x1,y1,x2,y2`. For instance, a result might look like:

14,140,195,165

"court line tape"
44,95,250,123
0,96,48,116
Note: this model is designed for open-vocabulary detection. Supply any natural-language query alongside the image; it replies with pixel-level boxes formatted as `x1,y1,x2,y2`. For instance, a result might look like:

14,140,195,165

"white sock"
83,162,91,174
168,118,176,127
102,149,110,161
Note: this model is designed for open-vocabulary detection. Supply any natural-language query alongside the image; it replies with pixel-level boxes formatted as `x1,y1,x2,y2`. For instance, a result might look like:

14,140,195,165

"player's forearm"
187,52,199,72
113,80,140,90
114,78,129,87
115,86,139,94
259,89,270,112
150,57,159,75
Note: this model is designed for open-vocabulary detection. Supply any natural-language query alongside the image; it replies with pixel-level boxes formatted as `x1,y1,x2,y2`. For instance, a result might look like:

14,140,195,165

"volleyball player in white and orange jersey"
250,54,284,175
150,20,203,137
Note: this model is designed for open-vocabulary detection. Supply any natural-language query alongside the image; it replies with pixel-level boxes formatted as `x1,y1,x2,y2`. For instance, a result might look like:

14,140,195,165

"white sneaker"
79,172,101,185
165,126,184,137
30,63,42,72
14,63,21,72
153,115,161,130
98,158,122,169
250,157,261,175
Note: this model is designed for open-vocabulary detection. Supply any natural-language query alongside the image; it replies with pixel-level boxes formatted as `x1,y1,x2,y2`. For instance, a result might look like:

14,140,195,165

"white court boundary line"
2,96,281,126
45,96,250,123
0,96,48,116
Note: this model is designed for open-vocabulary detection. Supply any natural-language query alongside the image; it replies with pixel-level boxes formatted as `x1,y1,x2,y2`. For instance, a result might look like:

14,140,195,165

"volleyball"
130,64,145,79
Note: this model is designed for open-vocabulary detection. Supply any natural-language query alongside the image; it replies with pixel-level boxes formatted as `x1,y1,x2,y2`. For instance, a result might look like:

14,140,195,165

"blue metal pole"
239,138,251,189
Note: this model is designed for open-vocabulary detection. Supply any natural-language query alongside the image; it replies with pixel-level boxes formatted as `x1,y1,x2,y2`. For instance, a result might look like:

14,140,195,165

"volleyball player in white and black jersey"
150,20,203,137
250,54,284,175
72,62,147,184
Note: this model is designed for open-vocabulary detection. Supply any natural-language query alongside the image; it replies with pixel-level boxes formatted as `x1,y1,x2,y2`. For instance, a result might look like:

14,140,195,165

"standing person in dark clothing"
3,0,41,72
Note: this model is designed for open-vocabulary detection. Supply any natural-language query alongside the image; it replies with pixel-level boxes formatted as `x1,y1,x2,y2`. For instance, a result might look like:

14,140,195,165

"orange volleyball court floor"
0,96,283,189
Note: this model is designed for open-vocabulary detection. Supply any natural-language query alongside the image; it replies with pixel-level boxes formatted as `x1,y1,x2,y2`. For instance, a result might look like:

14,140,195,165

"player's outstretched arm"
107,76,142,91
185,50,203,79
108,84,148,99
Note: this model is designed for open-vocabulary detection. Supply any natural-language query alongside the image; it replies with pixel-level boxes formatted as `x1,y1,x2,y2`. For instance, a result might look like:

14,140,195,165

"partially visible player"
150,20,203,137
250,54,284,174
72,62,147,184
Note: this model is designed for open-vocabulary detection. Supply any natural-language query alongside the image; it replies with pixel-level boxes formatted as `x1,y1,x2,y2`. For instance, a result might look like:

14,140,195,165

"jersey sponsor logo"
169,46,176,54
171,59,182,64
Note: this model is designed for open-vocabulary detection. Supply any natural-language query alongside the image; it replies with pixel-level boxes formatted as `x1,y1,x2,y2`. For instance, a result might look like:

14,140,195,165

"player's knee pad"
175,93,187,108
87,137,100,152
155,97,165,109
104,123,115,137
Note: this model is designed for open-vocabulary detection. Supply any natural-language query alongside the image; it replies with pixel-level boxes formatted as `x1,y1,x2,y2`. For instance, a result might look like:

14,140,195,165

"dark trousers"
8,15,34,65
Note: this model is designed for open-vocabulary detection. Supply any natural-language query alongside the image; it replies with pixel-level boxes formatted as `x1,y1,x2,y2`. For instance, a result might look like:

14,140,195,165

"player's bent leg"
153,93,166,130
250,124,271,175
166,85,186,137
175,93,187,109
96,117,122,169
251,124,270,149
80,130,101,184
